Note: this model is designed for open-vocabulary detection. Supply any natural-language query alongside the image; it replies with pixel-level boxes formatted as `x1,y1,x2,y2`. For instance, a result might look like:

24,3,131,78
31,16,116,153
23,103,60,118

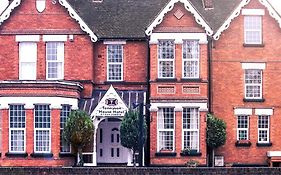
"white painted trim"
234,108,252,115
242,63,266,69
0,80,83,89
106,45,124,81
150,102,208,111
145,0,213,36
0,0,21,25
16,35,40,42
150,33,208,44
242,9,265,16
58,0,98,42
214,0,281,40
267,151,281,157
255,108,273,116
43,35,67,42
103,41,127,45
0,97,78,109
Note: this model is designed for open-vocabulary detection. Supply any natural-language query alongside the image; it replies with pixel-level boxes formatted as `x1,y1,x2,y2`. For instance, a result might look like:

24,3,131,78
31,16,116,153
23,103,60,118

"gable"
213,0,281,40
0,0,97,42
145,0,213,36
91,85,128,118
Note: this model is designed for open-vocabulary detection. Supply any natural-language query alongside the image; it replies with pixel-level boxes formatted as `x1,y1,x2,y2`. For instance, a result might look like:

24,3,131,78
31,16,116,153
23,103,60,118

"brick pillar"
200,111,207,164
26,109,34,155
175,44,182,80
51,109,61,159
175,110,182,156
150,111,157,157
1,109,8,156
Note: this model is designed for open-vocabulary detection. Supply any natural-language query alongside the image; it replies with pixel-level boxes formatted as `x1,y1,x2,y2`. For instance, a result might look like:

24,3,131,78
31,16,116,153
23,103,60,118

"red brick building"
0,0,281,167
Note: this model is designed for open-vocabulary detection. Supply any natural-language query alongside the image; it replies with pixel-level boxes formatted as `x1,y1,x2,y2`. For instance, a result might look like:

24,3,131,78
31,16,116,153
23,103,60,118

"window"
158,40,175,78
182,108,199,151
107,44,123,81
237,115,249,140
182,40,199,78
258,115,269,143
60,105,71,153
46,42,64,80
19,42,37,80
244,16,262,44
157,107,174,151
9,105,26,153
34,105,51,153
245,69,262,99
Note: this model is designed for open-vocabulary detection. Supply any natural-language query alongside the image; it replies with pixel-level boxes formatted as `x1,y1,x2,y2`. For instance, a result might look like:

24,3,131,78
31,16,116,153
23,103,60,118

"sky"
268,0,281,14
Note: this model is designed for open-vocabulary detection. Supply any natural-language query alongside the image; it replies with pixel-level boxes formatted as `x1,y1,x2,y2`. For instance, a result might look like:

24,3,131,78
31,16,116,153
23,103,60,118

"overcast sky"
268,0,281,13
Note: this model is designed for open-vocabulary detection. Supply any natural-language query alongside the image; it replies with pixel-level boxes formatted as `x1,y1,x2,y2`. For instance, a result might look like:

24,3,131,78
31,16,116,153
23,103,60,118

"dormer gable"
213,0,281,40
145,0,213,36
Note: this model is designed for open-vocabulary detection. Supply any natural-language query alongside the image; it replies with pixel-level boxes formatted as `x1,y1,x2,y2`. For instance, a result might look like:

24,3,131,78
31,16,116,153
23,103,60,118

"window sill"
155,152,177,157
180,151,202,157
235,140,251,147
104,81,124,84
243,98,265,102
30,153,53,158
180,78,202,83
155,78,177,82
59,153,75,157
5,152,28,158
256,142,272,147
243,43,264,47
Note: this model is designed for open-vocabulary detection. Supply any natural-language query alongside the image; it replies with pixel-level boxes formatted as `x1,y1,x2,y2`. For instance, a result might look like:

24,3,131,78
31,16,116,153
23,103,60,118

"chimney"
202,0,214,9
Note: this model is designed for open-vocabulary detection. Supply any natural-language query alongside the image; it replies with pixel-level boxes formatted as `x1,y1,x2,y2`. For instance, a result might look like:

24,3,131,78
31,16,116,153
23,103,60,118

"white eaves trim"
16,35,40,42
242,63,266,69
234,108,252,115
145,0,213,36
255,108,273,116
242,9,265,16
58,0,98,42
0,0,21,25
150,33,207,44
214,0,281,40
0,96,78,109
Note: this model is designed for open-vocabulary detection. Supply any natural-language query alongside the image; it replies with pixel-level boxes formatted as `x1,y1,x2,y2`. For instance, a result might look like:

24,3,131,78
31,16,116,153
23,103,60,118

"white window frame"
19,42,37,80
157,107,175,152
244,69,262,99
237,115,249,140
46,42,64,80
158,40,175,79
244,15,262,44
258,115,270,143
60,105,71,153
182,107,200,152
34,104,51,153
9,104,26,153
182,40,200,79
107,44,124,81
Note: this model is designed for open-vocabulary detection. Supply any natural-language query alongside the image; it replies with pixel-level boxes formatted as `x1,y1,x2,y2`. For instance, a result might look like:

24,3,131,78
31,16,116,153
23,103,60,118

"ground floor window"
237,115,249,140
157,107,175,151
60,105,71,153
258,115,270,143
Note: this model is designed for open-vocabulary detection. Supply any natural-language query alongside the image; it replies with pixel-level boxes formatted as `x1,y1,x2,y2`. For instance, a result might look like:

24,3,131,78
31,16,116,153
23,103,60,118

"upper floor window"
244,16,262,44
182,40,200,79
182,108,199,151
46,42,64,80
158,40,175,78
237,115,249,140
258,115,270,143
19,42,37,80
60,105,71,153
157,107,174,151
245,69,262,99
107,45,123,81
9,104,26,153
34,104,51,153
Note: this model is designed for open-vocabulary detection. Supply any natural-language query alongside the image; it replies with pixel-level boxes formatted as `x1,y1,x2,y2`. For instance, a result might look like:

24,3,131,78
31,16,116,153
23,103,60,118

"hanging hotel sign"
92,85,128,117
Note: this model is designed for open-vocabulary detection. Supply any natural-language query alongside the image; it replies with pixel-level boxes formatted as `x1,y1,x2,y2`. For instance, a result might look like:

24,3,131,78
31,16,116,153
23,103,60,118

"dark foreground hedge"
0,167,281,175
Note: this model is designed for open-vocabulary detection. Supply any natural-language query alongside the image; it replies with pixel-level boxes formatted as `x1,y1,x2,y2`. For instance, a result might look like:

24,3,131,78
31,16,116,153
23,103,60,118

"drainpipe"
145,35,151,166
207,36,213,114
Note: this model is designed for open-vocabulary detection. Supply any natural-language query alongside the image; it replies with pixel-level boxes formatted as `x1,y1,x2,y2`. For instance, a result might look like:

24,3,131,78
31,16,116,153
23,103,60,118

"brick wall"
212,0,281,165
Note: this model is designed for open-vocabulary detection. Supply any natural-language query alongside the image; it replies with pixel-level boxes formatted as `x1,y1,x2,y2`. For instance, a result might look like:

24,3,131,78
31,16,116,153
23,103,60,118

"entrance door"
97,118,128,164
